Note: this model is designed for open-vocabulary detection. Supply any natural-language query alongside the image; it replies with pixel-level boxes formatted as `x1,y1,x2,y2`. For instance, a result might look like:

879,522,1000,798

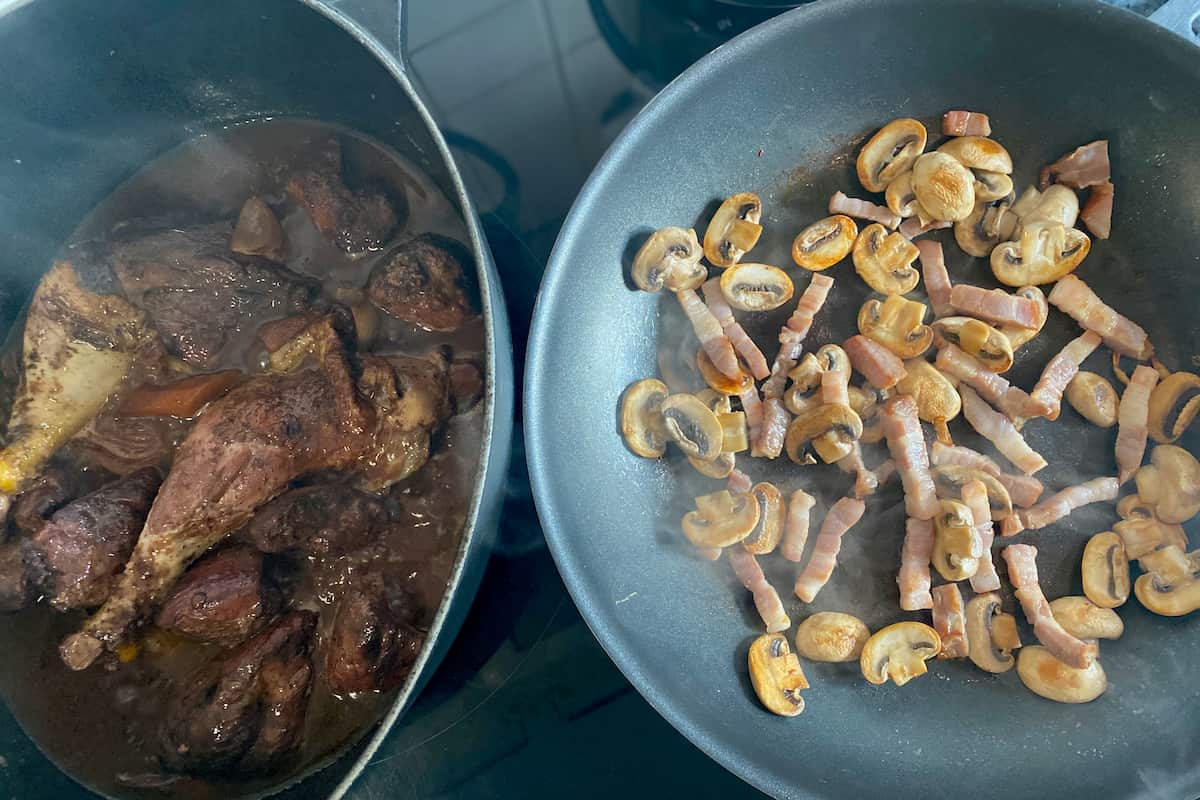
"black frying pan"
526,1,1200,798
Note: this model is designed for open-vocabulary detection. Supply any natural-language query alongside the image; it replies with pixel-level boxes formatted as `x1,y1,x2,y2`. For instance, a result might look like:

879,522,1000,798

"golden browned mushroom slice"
955,193,1018,258
696,348,754,396
857,295,933,360
860,622,941,687
785,404,863,465
720,263,794,312
231,196,285,261
1134,549,1200,616
895,360,960,445
1113,495,1188,558
1065,371,1119,428
784,353,824,415
688,452,735,479
1148,371,1200,443
971,170,1014,203
661,394,723,461
990,221,1090,286
965,593,1020,673
856,118,927,193
930,465,1014,523
1020,184,1080,229
938,136,1013,174
932,499,982,581
719,411,749,454
885,172,918,218
851,224,920,295
1017,646,1107,704
996,286,1049,352
631,227,707,292
742,482,785,555
795,612,870,663
704,192,762,268
1048,597,1124,640
932,317,1014,374
911,152,975,222
748,633,809,716
1135,444,1200,523
681,489,760,548
792,215,858,271
620,379,670,458
1081,531,1130,609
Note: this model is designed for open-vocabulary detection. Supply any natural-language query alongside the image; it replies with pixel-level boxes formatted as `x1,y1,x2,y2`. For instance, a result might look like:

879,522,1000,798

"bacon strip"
932,583,968,658
829,191,900,229
1080,181,1113,240
962,480,1001,592
1026,331,1102,420
794,497,866,602
942,110,992,137
762,274,835,399
740,386,764,454
929,441,1045,507
1002,544,1098,668
950,284,1041,329
727,547,791,633
880,395,939,520
845,335,907,390
702,278,770,379
1115,365,1159,483
820,369,849,407
1048,275,1152,360
897,517,934,610
836,442,879,498
1040,140,1110,190
727,469,753,495
935,344,1031,420
781,489,816,562
916,240,954,318
874,458,897,487
677,288,740,379
1018,477,1119,530
899,217,952,240
959,385,1047,475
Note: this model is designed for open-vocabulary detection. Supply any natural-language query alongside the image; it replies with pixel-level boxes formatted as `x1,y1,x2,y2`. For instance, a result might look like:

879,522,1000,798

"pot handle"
1149,0,1200,44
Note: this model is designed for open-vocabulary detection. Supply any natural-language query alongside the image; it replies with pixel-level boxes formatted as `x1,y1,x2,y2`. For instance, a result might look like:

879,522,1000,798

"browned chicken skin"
160,610,316,774
156,545,277,647
366,234,475,331
287,138,401,254
325,573,424,694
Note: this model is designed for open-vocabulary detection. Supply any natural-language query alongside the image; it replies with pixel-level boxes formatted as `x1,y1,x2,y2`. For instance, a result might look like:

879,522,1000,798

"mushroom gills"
748,633,809,716
852,224,920,295
860,622,941,687
742,482,785,555
1081,531,1130,608
660,393,723,461
631,227,706,293
792,215,857,271
932,499,981,582
965,593,1020,673
704,193,763,268
1148,372,1200,444
856,118,928,193
857,295,933,360
990,221,1090,287
720,263,794,312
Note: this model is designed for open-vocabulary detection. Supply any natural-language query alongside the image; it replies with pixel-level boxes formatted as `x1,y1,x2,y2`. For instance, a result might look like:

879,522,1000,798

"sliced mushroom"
1065,371,1119,428
848,385,882,420
231,196,285,261
1135,445,1200,524
720,263,794,312
1148,371,1200,444
852,224,920,295
1134,570,1200,616
681,489,760,547
785,353,823,415
971,170,1014,203
792,215,857,271
688,452,735,479
695,388,731,415
860,622,941,687
795,612,870,663
931,317,1014,373
896,360,960,444
931,465,1014,522
932,499,981,582
857,295,933,360
1081,531,1130,609
938,136,1013,174
697,349,754,396
743,482,785,555
965,593,1020,673
911,152,975,222
1021,184,1079,229
856,118,927,193
1049,596,1124,640
1113,496,1188,558
885,173,918,218
996,286,1049,351
704,193,762,268
955,193,1018,258
1139,544,1195,588
660,394,723,461
785,404,863,465
620,378,670,458
631,227,706,292
719,411,749,454
990,221,1090,286
748,633,809,717
1017,646,1107,704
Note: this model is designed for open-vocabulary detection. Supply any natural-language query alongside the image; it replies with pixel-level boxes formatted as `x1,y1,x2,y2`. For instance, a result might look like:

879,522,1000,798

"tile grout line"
535,0,594,173
406,0,524,56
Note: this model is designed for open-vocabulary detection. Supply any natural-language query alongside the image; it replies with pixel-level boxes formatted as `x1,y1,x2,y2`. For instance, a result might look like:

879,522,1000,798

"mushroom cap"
860,622,941,686
938,136,1014,174
742,482,785,555
1081,531,1130,608
1136,445,1200,523
795,612,870,663
1049,596,1125,640
931,464,1013,522
1134,571,1200,616
896,360,961,424
720,262,794,312
955,193,1018,258
972,170,1014,203
1017,646,1107,703
965,593,1017,673
785,403,863,465
1066,371,1119,428
681,489,760,547
660,393,723,461
748,633,809,716
1022,184,1080,229
885,172,918,218
858,295,933,360
932,317,1014,373
912,152,976,222
704,192,763,268
792,215,857,271
932,499,981,582
1148,372,1200,444
852,224,920,295
620,378,670,458
856,118,928,193
631,226,705,292
990,221,1090,286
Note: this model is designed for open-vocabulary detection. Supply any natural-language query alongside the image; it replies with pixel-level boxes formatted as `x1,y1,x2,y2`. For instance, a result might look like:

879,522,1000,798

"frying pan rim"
524,1,1200,798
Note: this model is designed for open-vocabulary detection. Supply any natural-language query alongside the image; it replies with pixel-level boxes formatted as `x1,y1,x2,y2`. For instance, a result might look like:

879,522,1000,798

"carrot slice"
119,370,241,418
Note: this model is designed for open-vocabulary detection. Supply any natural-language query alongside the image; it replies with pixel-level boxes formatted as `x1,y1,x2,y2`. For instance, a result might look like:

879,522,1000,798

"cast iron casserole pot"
0,0,513,796
526,1,1200,799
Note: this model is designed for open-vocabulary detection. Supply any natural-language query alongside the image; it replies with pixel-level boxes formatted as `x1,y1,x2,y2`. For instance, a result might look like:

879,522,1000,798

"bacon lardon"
897,517,934,611
1048,274,1152,360
676,288,740,380
780,489,816,563
931,583,968,658
916,240,954,318
1115,365,1158,483
928,442,1045,508
958,385,1047,475
950,284,1041,329
794,497,865,603
702,278,770,379
935,344,1031,420
1002,544,1098,669
845,335,907,390
962,480,1001,593
1026,331,1102,420
879,395,939,521
1018,477,1119,530
727,547,791,633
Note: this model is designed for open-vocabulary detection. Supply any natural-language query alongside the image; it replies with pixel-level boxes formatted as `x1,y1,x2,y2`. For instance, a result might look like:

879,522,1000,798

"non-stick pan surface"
526,1,1200,798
